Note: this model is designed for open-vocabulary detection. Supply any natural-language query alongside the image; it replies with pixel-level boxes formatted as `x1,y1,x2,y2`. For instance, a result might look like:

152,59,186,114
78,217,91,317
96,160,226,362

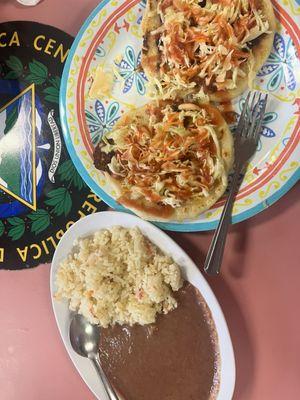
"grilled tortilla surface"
141,0,275,101
93,101,233,221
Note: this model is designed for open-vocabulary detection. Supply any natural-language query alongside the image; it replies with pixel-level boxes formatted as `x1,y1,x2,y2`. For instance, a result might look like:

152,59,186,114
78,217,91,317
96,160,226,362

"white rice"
55,226,183,327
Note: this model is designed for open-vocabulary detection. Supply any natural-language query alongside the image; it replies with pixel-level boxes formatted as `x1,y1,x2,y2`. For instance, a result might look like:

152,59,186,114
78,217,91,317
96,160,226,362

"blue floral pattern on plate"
258,33,297,92
115,45,147,95
85,100,120,145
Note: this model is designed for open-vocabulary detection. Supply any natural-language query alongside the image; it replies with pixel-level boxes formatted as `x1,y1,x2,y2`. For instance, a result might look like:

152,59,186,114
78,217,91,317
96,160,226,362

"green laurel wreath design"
4,55,60,98
3,56,61,133
0,55,89,241
1,160,87,241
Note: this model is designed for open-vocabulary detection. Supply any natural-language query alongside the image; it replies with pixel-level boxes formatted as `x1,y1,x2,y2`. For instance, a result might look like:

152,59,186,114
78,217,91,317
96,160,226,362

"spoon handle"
91,354,120,400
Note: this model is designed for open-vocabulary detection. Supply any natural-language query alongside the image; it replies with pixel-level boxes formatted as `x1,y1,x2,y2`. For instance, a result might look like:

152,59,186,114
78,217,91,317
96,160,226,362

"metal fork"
204,91,268,276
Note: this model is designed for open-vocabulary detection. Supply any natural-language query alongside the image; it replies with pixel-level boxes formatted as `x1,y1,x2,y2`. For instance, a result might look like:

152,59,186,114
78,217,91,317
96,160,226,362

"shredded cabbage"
103,103,227,208
147,0,270,98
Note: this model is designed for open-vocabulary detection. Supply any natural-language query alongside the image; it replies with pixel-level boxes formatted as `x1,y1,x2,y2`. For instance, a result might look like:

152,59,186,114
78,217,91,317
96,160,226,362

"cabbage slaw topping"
147,0,270,98
100,103,227,208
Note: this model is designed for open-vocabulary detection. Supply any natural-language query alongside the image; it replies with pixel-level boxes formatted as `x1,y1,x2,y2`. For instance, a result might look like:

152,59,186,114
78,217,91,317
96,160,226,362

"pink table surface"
0,1,300,399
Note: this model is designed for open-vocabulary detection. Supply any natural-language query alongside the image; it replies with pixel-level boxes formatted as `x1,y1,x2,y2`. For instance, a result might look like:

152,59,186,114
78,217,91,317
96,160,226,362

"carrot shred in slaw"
149,0,270,96
100,103,227,208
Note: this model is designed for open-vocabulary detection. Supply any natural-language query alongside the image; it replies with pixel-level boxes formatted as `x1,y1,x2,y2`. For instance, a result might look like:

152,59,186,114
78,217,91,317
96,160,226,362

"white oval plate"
60,0,300,232
50,211,235,400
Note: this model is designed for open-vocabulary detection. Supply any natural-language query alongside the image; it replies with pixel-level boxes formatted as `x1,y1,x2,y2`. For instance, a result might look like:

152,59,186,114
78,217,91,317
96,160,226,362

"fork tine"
242,91,258,137
253,94,268,141
247,93,268,143
250,91,258,111
235,91,251,137
247,92,262,138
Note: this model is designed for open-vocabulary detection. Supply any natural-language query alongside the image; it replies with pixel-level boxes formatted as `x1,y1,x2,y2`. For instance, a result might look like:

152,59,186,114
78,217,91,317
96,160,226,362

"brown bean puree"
99,282,220,400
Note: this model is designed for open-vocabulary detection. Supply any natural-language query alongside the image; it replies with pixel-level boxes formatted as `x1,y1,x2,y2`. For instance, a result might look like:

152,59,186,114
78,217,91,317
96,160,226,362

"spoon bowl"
69,314,100,358
69,313,119,400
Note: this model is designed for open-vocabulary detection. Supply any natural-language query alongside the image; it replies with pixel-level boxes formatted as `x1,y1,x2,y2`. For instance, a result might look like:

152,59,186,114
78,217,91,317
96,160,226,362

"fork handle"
204,164,242,275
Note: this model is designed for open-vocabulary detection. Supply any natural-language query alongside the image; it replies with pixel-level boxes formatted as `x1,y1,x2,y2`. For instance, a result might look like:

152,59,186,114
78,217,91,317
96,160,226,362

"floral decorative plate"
60,0,300,232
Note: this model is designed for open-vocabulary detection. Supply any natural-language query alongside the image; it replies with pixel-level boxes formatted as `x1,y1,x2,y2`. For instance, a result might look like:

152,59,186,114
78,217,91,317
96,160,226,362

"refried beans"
99,282,220,400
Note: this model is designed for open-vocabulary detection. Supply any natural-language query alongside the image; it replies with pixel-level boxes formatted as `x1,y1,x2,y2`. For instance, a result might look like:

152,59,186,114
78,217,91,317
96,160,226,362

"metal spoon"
69,313,119,400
